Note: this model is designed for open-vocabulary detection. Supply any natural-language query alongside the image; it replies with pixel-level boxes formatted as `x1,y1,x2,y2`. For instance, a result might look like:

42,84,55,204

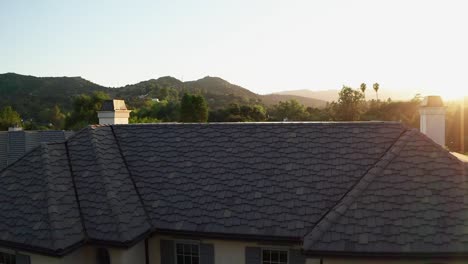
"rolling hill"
275,88,416,102
0,73,326,122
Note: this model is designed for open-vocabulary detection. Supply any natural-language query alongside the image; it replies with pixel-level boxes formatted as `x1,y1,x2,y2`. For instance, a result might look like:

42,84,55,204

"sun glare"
432,88,467,101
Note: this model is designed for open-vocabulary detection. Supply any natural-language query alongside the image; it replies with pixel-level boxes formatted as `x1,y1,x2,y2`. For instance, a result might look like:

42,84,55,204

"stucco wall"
321,257,468,264
0,246,96,264
148,235,301,264
6,238,468,264
109,240,146,264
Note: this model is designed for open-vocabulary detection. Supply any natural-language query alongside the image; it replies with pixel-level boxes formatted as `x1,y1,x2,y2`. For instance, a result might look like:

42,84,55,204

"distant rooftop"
0,130,73,170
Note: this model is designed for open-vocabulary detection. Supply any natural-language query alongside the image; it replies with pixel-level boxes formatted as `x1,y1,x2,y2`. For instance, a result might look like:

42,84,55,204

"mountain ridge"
0,73,327,123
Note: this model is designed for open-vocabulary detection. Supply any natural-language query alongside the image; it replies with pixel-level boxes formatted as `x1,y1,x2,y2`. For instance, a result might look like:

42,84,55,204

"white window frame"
174,240,200,264
261,247,289,264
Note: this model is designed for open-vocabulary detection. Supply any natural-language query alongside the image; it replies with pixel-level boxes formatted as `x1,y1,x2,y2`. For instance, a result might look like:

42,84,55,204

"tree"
0,106,22,130
270,99,307,121
360,83,367,97
64,91,110,130
373,83,380,100
180,93,209,122
39,105,65,129
208,104,267,122
331,86,365,121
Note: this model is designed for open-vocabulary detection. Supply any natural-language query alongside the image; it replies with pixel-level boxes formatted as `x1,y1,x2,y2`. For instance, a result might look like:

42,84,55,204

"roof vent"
97,99,131,125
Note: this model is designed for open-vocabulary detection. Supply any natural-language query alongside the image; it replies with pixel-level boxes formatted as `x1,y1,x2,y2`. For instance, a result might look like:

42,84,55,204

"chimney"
97,99,131,125
419,95,445,146
462,96,468,153
8,125,23,132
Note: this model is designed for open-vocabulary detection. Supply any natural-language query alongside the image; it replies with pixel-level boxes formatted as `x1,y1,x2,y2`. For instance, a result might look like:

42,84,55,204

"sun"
433,88,467,101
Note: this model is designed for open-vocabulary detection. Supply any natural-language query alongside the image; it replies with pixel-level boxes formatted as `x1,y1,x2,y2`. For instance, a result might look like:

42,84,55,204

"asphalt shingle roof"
303,129,468,254
0,122,466,256
0,130,72,170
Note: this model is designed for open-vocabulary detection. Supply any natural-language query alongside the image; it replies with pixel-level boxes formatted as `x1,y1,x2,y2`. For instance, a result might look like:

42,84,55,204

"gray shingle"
2,122,466,256
112,123,405,238
304,129,468,254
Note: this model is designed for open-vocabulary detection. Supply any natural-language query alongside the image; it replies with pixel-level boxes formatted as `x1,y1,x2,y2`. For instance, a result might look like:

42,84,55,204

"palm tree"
360,83,366,97
373,83,380,100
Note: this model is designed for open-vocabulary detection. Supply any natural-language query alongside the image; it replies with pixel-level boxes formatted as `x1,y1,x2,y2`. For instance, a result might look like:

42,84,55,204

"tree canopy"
330,86,365,121
180,93,209,123
64,91,110,130
0,106,22,130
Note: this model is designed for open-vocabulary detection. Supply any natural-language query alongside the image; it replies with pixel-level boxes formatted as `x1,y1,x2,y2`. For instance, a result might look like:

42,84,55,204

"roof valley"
303,128,416,248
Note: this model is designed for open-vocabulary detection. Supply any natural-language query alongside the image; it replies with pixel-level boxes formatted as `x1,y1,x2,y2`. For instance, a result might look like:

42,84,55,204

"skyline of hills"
0,73,327,123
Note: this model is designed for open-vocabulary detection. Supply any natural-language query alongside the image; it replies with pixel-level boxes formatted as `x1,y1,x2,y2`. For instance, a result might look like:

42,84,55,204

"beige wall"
1,242,144,264
148,235,300,264
321,257,468,264
5,238,468,264
108,240,146,264
0,246,96,264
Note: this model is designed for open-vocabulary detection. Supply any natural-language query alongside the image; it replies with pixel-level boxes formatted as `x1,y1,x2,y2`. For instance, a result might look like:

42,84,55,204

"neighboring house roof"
0,122,466,257
0,130,73,170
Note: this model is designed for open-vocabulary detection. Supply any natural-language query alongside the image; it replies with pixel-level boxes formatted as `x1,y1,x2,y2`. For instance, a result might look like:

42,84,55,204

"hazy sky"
1,0,467,99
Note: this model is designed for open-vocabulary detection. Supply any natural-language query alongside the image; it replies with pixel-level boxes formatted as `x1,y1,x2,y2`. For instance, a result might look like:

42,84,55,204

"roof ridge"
65,140,89,243
414,129,466,166
109,125,153,234
87,127,129,241
40,144,58,250
109,121,404,126
303,128,416,248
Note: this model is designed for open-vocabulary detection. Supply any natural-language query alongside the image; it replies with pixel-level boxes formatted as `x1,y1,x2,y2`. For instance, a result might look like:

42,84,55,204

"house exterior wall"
0,246,96,264
5,238,468,264
108,240,146,264
148,235,302,264
319,257,468,264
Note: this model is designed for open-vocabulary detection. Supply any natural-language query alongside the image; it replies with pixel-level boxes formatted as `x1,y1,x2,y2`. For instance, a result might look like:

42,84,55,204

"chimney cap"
421,96,444,108
100,99,128,111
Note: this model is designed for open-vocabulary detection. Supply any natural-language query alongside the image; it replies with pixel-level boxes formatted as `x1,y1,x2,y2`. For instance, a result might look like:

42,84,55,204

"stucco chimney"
97,99,131,125
419,96,445,146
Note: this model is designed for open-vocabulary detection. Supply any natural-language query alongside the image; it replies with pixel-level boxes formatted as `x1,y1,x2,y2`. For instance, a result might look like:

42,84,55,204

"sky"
1,0,468,99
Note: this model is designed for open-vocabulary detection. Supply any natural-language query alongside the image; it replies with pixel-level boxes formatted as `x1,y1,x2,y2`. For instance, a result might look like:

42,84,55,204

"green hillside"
0,73,326,124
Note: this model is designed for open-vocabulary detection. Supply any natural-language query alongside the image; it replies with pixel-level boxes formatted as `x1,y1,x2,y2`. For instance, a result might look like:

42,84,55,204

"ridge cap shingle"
40,143,58,250
87,127,130,242
108,121,404,127
303,128,416,249
109,126,153,236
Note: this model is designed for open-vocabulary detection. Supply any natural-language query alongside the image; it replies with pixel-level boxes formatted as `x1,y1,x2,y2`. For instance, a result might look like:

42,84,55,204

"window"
176,243,199,264
0,252,15,264
262,249,288,264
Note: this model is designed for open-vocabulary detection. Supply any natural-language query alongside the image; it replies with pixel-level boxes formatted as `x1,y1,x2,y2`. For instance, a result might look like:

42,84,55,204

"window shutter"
15,254,31,264
200,243,214,264
160,239,176,264
245,247,261,264
289,249,306,264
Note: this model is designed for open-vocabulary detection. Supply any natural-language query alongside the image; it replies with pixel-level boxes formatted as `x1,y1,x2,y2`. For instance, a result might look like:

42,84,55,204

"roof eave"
154,229,303,244
303,250,468,259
